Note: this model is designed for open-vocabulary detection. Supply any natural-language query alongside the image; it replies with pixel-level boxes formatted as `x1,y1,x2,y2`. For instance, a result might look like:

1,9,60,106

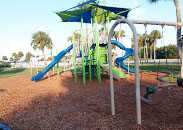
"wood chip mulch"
0,72,182,130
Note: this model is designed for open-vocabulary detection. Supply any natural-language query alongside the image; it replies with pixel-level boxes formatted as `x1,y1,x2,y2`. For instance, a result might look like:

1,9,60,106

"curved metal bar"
108,18,141,124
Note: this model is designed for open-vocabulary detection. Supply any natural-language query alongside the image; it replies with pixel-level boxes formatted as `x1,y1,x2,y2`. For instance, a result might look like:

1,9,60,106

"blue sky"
0,0,183,60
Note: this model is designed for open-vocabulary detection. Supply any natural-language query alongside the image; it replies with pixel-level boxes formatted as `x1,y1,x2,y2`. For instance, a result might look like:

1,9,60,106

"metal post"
108,19,141,124
56,50,60,77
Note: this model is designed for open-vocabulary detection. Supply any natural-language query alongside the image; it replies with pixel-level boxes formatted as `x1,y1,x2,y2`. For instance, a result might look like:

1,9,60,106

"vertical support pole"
128,58,129,74
94,7,101,83
36,57,38,74
73,33,77,83
56,50,60,77
30,57,32,75
87,30,92,82
80,0,86,86
108,19,141,124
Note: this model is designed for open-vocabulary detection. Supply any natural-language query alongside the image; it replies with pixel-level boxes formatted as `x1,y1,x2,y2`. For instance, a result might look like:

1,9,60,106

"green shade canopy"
55,1,131,24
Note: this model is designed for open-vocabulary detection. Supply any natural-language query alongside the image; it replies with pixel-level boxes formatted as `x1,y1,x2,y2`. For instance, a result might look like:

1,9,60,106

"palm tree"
147,0,182,75
18,51,24,61
146,35,153,60
74,33,81,54
67,36,72,43
131,34,144,58
149,30,162,60
143,34,149,59
31,31,53,66
113,30,126,42
12,53,18,61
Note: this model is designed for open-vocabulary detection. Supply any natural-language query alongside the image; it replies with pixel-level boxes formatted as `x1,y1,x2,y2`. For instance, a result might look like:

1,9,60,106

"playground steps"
85,65,96,72
101,63,128,80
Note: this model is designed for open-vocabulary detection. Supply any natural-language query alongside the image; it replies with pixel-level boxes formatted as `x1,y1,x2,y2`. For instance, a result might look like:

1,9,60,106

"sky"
0,0,183,60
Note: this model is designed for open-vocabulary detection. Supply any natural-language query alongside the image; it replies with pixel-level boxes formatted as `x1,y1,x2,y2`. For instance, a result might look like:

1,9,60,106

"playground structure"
30,0,182,125
30,0,142,124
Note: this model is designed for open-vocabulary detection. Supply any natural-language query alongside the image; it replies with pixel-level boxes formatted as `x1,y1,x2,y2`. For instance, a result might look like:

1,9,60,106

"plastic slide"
101,63,128,79
31,44,73,81
111,40,135,73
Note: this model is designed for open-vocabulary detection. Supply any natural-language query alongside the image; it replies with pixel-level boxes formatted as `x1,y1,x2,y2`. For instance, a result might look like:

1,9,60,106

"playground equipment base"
0,72,179,129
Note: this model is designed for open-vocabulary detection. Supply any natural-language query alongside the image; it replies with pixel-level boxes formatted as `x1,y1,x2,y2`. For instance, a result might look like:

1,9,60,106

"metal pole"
56,50,60,77
131,19,183,27
108,19,141,124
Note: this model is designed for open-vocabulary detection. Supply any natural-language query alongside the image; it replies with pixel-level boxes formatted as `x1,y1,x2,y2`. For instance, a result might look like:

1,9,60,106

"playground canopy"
55,0,131,24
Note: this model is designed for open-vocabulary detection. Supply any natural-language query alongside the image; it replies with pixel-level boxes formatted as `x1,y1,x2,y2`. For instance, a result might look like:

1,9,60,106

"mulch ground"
0,72,182,130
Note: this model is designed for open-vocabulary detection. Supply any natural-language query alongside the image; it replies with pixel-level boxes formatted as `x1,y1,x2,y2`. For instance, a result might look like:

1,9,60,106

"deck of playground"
0,71,182,129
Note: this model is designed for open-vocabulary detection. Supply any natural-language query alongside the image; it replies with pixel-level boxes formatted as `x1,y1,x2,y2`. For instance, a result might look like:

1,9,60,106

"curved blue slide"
111,40,135,73
31,44,73,81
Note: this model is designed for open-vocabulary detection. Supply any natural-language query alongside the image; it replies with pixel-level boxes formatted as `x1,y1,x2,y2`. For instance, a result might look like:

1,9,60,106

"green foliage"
2,56,8,61
156,44,178,59
18,51,24,59
67,36,72,43
25,52,32,62
12,52,18,61
74,33,81,40
47,57,52,61
39,58,44,61
0,62,10,68
113,30,126,41
10,57,14,62
31,31,53,51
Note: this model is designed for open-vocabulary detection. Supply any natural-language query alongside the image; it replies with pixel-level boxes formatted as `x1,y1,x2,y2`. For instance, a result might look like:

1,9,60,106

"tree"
74,33,81,53
10,57,14,62
149,30,162,60
67,36,72,43
25,52,32,62
131,34,144,58
156,44,178,59
31,31,53,66
147,0,182,76
18,51,24,61
47,57,52,61
2,56,8,61
12,53,18,61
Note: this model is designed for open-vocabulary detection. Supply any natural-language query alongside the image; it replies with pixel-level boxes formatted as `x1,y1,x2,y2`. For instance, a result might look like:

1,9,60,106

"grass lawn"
0,64,180,83
128,63,180,83
0,66,68,78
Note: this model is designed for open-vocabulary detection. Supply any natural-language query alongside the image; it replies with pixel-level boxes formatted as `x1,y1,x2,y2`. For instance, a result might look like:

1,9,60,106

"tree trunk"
154,42,156,60
174,0,182,78
144,46,146,59
150,45,152,60
145,40,148,59
42,49,47,66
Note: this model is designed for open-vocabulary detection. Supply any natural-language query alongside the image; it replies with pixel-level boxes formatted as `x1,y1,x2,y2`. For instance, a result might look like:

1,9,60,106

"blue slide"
111,40,135,73
31,44,73,81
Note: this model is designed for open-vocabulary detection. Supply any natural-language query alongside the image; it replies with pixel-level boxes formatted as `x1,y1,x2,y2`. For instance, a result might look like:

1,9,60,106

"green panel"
91,7,119,24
